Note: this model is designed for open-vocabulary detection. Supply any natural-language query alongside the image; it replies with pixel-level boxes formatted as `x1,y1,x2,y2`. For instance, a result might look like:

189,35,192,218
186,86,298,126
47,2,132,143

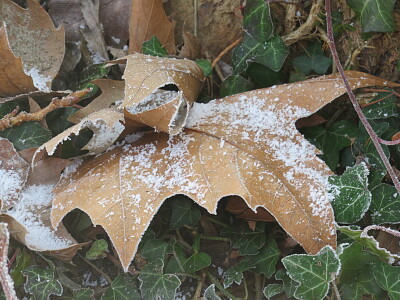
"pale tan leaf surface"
34,108,125,163
129,0,175,54
69,79,125,123
0,138,29,210
28,97,48,128
51,71,400,271
119,54,203,134
0,0,65,91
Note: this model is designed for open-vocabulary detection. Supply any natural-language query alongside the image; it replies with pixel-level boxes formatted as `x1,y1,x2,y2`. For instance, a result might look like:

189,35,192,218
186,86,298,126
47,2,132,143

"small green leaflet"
220,75,253,97
263,284,284,299
138,259,181,300
275,269,297,298
23,265,63,300
204,284,222,300
85,239,108,260
141,36,168,57
370,184,400,224
282,246,340,300
195,59,212,77
182,252,211,273
140,239,168,261
169,197,201,229
101,274,141,300
347,0,395,33
292,41,332,75
302,120,357,170
0,122,51,151
339,242,385,300
232,33,288,74
373,261,400,300
243,0,273,42
329,163,371,224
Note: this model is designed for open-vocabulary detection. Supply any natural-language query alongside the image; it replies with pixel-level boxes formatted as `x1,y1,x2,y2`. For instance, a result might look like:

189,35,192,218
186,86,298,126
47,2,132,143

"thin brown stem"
0,223,17,300
211,38,243,69
325,0,400,193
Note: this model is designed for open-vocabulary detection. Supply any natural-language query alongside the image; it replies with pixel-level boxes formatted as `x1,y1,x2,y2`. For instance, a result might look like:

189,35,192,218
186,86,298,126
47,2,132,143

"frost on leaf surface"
51,70,399,271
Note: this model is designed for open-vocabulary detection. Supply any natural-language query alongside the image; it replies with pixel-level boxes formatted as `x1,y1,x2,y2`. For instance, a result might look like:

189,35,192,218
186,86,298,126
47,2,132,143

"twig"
362,225,400,239
325,0,400,193
330,277,341,300
0,223,17,300
77,253,112,285
0,88,91,131
211,38,243,69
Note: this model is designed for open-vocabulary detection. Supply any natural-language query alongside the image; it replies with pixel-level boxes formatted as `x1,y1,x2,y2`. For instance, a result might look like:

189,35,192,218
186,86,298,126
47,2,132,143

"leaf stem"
204,216,229,228
206,270,239,300
77,253,112,285
325,0,400,193
198,234,230,242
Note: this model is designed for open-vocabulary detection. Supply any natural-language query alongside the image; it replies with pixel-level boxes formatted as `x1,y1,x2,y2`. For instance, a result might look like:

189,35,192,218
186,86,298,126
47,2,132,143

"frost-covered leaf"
292,41,332,75
69,288,95,300
138,259,180,300
220,75,253,98
370,184,400,224
141,36,168,57
373,261,400,300
232,33,288,73
263,284,283,299
23,265,63,300
182,252,211,273
169,197,201,229
230,222,266,255
329,163,371,223
282,246,340,300
204,284,221,300
0,0,65,92
223,259,249,288
348,0,395,33
51,70,399,271
85,239,108,260
243,0,273,42
140,239,168,261
363,92,399,119
101,274,141,300
275,269,297,298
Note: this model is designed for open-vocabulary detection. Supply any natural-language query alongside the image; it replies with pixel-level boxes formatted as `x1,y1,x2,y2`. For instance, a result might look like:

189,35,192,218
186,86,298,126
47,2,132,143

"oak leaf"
49,57,399,270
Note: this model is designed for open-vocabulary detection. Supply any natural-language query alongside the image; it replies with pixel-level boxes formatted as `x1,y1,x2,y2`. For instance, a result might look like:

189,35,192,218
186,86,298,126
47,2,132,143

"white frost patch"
126,89,179,114
0,169,24,206
24,67,51,92
7,184,73,250
85,119,125,152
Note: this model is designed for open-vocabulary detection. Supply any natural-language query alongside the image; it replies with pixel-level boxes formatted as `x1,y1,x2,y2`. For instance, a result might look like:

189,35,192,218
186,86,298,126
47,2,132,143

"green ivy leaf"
223,259,249,288
374,261,400,300
101,274,141,300
329,163,371,223
263,284,284,299
370,184,400,224
140,239,168,261
78,63,110,89
11,248,32,287
339,242,385,300
275,269,297,298
141,36,169,57
182,252,211,273
363,92,399,120
337,226,397,262
195,59,212,77
61,288,95,300
243,0,273,42
220,75,253,97
302,120,357,170
204,284,222,300
292,41,332,75
347,0,395,33
139,259,181,300
22,265,63,300
232,33,288,74
0,122,52,151
85,239,108,260
46,107,78,136
230,222,266,255
246,63,282,88
282,246,340,300
169,197,201,229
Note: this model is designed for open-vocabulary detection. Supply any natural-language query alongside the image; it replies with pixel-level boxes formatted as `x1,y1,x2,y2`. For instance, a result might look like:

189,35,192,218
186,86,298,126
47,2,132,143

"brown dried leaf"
118,54,203,134
51,70,400,271
129,0,175,54
0,27,36,97
0,0,65,91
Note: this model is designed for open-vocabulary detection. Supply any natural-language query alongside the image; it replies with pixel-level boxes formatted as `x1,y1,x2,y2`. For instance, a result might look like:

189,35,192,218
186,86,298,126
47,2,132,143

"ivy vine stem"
325,0,400,193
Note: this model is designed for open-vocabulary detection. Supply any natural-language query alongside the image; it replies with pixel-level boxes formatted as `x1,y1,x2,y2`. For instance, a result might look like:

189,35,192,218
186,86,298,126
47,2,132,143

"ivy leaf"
225,222,266,255
195,59,212,77
329,163,371,223
363,92,399,120
223,260,249,288
373,261,400,300
78,63,110,89
243,0,273,42
247,63,282,88
247,238,280,277
101,274,141,300
63,288,95,300
0,122,51,151
140,239,168,261
263,284,284,299
204,284,222,300
282,246,340,300
347,0,395,33
292,41,332,75
182,252,211,273
275,269,297,298
46,107,78,136
232,33,288,74
339,242,385,300
370,184,400,224
85,239,108,260
10,248,32,287
220,75,253,98
169,197,201,229
141,36,168,57
138,259,181,300
302,120,357,170
22,265,63,300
